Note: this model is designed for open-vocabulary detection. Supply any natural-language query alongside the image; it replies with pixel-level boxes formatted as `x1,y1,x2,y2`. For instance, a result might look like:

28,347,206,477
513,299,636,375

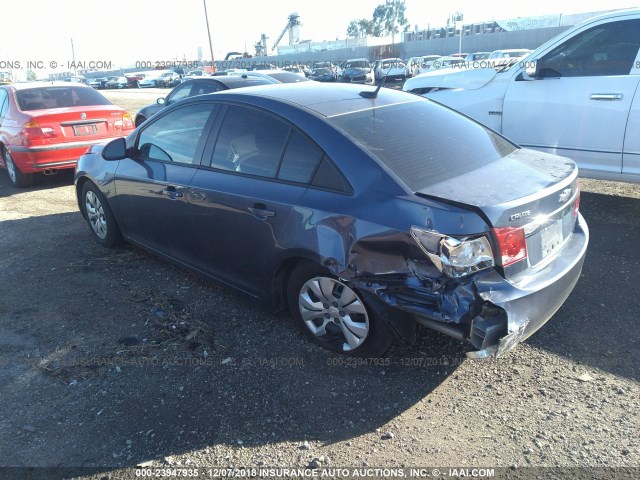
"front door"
502,18,640,176
114,102,217,262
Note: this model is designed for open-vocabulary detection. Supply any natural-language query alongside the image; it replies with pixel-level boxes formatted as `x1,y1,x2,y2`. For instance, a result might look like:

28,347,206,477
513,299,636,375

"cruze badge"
509,210,531,221
558,188,572,203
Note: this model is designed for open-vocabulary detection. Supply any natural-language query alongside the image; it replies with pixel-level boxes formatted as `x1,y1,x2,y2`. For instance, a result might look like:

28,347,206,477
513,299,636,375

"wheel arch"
0,141,6,168
134,114,146,127
269,251,327,311
75,176,90,218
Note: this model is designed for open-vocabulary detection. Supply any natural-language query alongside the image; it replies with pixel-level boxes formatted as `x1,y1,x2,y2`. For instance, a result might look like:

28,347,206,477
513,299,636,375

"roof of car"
207,82,422,118
184,76,274,87
7,81,93,90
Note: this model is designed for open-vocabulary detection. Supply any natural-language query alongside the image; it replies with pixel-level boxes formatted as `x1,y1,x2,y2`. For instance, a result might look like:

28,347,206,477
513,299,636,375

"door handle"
162,186,184,198
590,93,623,101
248,203,275,220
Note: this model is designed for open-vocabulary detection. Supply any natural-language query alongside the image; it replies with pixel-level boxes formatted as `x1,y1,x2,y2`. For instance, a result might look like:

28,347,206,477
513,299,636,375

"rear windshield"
265,72,309,83
329,100,517,191
16,86,112,111
345,61,370,68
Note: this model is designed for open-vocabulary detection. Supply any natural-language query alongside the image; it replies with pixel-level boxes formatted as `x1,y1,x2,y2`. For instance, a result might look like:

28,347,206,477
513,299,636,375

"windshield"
16,86,112,110
329,100,516,191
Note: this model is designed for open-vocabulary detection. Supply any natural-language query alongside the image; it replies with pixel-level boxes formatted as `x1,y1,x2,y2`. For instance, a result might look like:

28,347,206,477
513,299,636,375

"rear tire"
2,147,34,187
287,261,394,357
81,181,123,248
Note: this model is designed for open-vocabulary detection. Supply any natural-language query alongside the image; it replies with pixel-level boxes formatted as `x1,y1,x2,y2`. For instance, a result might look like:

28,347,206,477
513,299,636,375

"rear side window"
329,100,516,192
311,157,351,193
277,130,324,183
16,86,112,110
211,106,289,178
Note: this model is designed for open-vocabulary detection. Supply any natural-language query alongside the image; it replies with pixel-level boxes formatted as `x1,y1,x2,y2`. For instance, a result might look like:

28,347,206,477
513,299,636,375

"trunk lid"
417,148,580,272
416,148,577,227
24,105,131,146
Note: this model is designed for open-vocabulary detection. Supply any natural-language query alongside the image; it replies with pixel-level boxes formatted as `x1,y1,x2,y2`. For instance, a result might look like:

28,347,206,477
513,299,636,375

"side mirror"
102,137,127,161
156,97,166,105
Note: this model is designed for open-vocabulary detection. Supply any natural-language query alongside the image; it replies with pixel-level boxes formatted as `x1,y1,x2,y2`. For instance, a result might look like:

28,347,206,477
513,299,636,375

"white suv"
404,9,640,183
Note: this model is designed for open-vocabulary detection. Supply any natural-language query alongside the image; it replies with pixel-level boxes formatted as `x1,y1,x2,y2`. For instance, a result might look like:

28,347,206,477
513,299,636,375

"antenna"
359,59,393,98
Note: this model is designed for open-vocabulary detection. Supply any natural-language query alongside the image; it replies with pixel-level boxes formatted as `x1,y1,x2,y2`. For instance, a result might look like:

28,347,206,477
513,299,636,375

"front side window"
166,83,193,104
136,103,215,165
190,80,225,96
538,19,640,77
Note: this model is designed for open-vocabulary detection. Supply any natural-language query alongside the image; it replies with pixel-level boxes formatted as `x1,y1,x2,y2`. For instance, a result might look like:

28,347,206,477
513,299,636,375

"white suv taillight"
411,227,494,278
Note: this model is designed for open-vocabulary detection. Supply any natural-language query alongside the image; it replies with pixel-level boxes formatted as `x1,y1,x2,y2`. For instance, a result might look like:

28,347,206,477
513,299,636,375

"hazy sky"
1,0,638,73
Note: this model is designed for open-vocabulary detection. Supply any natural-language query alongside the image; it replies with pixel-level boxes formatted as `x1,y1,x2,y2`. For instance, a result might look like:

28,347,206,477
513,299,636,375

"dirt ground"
0,89,638,480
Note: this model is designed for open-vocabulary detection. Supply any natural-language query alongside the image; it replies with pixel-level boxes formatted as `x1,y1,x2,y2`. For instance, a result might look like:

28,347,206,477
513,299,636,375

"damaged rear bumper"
362,214,589,358
468,213,589,357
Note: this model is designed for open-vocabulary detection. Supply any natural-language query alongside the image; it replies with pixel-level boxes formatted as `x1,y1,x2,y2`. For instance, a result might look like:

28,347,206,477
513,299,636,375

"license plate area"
73,124,98,136
540,220,563,259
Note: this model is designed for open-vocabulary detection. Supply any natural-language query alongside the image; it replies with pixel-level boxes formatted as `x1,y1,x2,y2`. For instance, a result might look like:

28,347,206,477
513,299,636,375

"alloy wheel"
5,151,17,184
298,277,370,351
85,190,108,239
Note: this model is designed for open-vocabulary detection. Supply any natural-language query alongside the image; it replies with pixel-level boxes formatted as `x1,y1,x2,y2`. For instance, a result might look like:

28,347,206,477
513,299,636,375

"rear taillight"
115,113,135,132
21,120,56,146
411,227,494,278
493,227,527,267
573,191,580,218
122,113,134,130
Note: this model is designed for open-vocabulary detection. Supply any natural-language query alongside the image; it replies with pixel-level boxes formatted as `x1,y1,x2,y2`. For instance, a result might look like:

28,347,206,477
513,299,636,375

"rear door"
502,17,640,176
187,104,325,295
114,102,218,261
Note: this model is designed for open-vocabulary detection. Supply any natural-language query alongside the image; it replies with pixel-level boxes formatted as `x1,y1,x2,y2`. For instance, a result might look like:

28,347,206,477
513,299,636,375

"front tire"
81,181,123,248
2,147,33,187
287,261,394,356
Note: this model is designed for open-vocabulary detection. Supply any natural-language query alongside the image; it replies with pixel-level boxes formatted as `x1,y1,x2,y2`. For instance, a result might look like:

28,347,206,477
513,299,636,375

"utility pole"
70,38,76,75
203,0,215,71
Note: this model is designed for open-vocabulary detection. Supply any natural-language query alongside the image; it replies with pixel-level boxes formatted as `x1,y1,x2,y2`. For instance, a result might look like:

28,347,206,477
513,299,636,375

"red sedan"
0,82,134,187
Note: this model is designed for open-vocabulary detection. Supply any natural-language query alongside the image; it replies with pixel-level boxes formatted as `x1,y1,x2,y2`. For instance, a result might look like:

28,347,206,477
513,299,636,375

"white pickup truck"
403,9,640,183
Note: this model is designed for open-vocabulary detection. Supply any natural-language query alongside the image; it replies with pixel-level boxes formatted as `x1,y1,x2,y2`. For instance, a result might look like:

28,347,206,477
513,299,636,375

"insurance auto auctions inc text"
169,467,496,478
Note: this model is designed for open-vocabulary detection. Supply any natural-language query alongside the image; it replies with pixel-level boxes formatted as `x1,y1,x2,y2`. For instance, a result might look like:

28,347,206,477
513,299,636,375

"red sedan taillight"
493,227,527,267
21,120,56,146
114,113,134,132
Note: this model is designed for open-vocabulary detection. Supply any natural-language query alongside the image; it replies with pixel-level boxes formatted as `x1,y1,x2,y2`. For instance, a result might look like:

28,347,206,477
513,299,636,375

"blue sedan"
74,83,588,358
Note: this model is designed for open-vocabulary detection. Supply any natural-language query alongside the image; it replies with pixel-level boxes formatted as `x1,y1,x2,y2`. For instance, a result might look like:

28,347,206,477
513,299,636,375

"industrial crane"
272,12,301,52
